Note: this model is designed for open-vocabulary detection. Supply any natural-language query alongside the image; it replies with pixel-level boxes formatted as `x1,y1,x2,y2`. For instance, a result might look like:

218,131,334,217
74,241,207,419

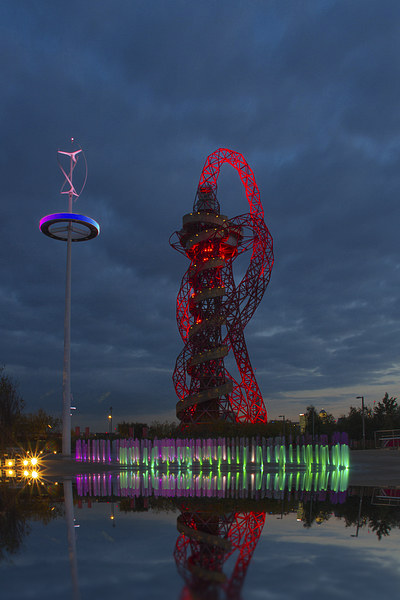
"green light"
340,468,349,491
279,445,286,468
341,444,350,468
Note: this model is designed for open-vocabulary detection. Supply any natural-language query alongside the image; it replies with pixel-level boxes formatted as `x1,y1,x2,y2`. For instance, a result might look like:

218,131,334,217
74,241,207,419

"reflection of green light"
277,469,285,491
340,468,349,491
106,467,352,499
320,468,328,490
331,469,338,492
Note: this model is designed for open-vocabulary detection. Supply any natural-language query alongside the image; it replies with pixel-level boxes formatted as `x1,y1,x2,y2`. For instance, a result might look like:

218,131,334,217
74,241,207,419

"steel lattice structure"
170,148,274,424
174,506,266,599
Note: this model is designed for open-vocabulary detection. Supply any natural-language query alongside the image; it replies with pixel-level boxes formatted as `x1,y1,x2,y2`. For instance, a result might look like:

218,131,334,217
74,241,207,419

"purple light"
39,212,100,242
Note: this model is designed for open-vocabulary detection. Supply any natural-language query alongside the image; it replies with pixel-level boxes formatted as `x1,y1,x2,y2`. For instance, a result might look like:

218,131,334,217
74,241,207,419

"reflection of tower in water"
174,504,265,599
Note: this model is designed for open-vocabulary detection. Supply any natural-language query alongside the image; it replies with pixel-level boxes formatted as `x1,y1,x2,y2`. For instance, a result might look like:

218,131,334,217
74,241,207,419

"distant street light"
356,396,366,449
108,406,113,434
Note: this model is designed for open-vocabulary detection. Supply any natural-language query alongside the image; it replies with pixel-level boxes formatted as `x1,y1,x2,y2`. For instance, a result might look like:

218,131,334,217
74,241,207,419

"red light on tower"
170,148,274,424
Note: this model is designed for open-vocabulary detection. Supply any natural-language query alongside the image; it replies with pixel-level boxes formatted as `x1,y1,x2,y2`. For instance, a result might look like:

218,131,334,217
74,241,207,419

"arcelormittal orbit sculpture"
170,148,274,425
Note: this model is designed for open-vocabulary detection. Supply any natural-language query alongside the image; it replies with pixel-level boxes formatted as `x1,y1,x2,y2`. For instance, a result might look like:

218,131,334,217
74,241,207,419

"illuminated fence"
75,435,350,471
76,469,349,502
75,438,112,463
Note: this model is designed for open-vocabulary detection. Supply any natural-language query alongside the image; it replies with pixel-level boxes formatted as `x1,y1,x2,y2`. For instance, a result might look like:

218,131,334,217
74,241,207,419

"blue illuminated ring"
39,213,100,242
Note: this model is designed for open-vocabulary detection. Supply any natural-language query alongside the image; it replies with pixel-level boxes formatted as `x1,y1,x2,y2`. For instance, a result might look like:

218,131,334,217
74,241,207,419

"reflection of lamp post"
279,415,285,438
356,396,366,449
108,406,113,434
64,479,81,599
351,487,364,537
110,502,116,528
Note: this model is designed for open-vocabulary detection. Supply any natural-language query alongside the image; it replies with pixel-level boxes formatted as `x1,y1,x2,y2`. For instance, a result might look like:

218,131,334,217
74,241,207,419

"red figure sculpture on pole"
170,148,274,424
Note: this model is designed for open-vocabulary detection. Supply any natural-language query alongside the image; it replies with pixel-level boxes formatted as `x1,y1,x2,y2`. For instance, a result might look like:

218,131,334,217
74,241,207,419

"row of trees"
304,393,400,441
115,393,400,443
2,365,400,447
116,419,302,440
0,368,61,452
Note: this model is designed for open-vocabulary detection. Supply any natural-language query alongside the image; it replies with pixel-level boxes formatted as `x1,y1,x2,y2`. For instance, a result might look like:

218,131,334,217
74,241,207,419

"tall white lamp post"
40,140,100,457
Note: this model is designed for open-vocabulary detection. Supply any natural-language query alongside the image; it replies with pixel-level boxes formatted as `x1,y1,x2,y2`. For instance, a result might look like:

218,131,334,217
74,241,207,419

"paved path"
349,449,400,487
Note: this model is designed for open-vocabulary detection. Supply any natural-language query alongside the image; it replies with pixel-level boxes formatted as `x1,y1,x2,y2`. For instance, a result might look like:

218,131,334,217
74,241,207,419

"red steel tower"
170,148,274,424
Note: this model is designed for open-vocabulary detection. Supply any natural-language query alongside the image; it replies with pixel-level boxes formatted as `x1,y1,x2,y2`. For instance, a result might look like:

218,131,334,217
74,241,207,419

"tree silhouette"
0,368,24,450
373,393,400,429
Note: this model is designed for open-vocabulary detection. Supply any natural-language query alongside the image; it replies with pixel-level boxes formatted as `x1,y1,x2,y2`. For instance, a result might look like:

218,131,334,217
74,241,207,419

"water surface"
1,473,399,599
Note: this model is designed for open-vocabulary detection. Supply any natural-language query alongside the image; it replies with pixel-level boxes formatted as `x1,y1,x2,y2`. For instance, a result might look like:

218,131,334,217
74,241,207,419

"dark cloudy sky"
1,0,400,429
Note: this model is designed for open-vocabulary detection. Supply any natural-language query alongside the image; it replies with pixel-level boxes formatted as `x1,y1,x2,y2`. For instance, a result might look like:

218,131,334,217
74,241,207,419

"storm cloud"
1,0,400,428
